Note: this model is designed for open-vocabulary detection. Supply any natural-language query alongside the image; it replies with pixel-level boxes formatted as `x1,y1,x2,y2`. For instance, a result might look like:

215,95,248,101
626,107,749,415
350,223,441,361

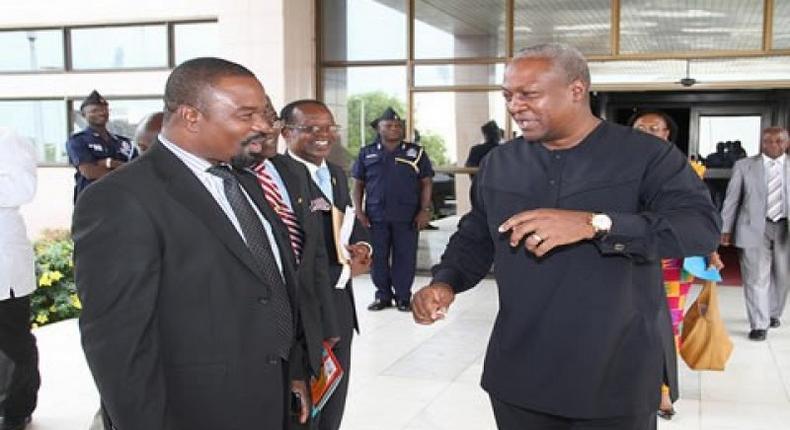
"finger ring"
530,234,543,243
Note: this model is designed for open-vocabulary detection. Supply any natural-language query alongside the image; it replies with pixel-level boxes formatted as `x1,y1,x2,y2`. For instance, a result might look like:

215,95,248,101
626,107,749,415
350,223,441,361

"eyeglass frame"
284,124,343,134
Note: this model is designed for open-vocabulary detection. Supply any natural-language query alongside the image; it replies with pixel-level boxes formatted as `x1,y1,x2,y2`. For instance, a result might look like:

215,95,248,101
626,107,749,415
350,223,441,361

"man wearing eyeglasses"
352,107,435,312
281,99,371,430
228,94,343,427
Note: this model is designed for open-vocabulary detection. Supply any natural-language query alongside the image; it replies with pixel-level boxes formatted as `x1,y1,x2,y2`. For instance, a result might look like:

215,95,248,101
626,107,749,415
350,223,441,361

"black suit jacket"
325,161,369,332
285,155,370,332
464,142,497,168
267,154,337,373
73,141,305,430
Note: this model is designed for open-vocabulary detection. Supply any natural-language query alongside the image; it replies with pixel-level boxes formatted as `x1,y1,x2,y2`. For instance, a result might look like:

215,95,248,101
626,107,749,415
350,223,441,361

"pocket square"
310,197,332,212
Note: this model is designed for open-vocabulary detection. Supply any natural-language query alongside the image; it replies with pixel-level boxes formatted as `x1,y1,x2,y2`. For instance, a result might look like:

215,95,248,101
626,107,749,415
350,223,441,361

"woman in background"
629,110,725,420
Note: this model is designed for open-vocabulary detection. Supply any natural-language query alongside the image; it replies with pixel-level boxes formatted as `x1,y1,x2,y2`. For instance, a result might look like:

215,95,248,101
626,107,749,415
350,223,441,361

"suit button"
258,297,269,305
614,243,626,252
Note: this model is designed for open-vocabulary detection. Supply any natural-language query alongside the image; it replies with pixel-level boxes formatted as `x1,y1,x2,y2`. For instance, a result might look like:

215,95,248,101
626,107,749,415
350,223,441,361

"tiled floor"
28,274,790,430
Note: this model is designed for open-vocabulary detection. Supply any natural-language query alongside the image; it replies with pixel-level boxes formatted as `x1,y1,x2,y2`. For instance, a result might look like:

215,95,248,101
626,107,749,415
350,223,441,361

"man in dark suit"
465,120,503,169
229,95,341,408
281,99,371,430
412,43,720,429
73,57,309,429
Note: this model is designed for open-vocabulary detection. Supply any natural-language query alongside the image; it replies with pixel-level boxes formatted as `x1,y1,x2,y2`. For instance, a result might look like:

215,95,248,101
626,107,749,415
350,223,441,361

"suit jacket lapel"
271,155,308,224
752,155,767,202
149,141,266,283
329,163,350,210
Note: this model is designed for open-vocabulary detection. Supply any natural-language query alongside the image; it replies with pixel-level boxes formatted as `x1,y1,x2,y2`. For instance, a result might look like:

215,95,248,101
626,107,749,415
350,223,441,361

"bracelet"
105,158,112,169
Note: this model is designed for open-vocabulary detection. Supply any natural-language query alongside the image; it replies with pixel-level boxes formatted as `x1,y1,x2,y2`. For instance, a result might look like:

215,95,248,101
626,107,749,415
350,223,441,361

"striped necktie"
253,163,304,263
767,159,784,222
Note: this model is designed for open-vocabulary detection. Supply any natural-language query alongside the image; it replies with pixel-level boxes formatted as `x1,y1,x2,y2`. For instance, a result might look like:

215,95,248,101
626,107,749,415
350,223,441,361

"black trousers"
0,295,40,418
490,397,656,430
316,290,355,430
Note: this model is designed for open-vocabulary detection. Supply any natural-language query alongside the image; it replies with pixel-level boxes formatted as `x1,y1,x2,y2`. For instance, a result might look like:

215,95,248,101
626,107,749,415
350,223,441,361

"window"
698,116,762,158
0,29,64,72
413,91,508,215
772,0,790,49
321,0,407,61
322,66,407,164
619,0,764,54
0,100,68,164
174,22,220,64
414,63,505,87
415,0,506,59
72,98,163,140
514,0,612,56
71,25,168,70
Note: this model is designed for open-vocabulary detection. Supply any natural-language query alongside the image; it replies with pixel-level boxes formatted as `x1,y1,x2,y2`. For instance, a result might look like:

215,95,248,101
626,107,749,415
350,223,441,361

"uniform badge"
88,143,104,152
406,148,417,158
365,153,378,159
309,197,332,212
120,141,133,157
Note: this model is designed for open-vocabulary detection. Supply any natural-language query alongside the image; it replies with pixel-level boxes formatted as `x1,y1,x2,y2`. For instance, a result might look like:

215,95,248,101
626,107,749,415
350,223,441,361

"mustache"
240,132,268,147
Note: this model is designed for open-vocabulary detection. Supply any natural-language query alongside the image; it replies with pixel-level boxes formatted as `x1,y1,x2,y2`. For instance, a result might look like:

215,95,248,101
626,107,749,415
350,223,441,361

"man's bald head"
134,111,164,152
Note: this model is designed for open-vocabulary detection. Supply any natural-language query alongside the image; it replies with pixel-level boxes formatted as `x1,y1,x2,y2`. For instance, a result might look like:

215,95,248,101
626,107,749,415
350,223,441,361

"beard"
230,132,268,169
230,151,259,169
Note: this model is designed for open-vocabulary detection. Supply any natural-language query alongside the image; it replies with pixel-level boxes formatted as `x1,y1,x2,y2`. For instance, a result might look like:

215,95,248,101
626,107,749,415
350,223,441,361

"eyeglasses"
635,125,667,134
285,124,342,134
268,119,284,131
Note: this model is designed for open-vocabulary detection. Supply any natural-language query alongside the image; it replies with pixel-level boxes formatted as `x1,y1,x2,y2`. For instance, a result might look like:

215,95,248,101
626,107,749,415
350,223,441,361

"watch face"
593,214,612,231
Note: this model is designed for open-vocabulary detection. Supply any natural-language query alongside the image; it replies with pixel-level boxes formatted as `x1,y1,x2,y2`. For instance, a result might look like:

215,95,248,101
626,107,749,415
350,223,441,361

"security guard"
352,107,434,312
66,90,138,202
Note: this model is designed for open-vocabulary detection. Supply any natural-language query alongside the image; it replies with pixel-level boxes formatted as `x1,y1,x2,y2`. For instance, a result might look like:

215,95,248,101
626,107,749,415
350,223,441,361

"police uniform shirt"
66,126,138,198
351,140,434,222
431,121,720,418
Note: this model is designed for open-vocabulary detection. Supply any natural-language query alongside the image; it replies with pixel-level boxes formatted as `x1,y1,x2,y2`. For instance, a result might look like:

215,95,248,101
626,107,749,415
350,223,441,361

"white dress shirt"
158,134,283,274
288,151,372,260
763,153,787,220
0,127,37,300
288,152,329,194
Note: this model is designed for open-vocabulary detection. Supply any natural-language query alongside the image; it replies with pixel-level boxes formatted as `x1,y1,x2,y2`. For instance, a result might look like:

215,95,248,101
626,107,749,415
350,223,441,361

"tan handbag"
679,281,734,370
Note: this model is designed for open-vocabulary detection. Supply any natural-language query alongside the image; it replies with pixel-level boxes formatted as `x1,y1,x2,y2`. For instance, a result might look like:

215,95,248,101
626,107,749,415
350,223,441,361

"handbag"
679,281,734,370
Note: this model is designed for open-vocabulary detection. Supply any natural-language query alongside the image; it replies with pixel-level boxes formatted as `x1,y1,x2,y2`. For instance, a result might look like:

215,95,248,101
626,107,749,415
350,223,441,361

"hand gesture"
412,283,455,325
498,209,595,257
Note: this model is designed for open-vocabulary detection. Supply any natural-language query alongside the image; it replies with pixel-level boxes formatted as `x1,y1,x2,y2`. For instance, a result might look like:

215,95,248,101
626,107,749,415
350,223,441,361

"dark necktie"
207,165,293,359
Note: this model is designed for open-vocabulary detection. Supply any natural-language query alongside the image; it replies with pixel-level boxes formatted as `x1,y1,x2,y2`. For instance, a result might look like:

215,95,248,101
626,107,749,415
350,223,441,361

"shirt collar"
287,151,326,177
763,153,787,166
157,133,215,175
376,141,406,152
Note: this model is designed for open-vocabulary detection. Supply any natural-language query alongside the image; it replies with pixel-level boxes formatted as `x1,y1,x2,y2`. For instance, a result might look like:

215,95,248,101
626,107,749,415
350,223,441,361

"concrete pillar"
452,35,496,215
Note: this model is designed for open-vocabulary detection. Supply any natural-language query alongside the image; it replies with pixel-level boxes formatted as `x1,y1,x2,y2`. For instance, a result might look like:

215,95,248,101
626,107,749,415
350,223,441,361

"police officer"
352,107,434,312
66,90,138,202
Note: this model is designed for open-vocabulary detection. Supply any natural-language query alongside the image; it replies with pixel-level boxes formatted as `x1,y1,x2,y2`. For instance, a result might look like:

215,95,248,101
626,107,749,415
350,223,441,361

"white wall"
1,1,218,26
2,0,316,238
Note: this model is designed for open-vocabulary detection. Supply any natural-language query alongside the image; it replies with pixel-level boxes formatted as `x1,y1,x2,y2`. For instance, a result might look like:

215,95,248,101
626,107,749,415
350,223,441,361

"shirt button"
258,297,269,305
614,243,626,252
554,154,561,160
